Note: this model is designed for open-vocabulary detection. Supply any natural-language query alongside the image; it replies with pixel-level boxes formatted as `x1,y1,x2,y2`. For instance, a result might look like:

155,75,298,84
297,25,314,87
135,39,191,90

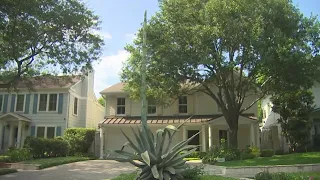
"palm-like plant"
113,122,199,180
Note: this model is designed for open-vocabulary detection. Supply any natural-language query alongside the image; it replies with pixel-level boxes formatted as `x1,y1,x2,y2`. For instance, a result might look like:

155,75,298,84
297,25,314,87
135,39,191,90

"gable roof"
100,82,125,94
2,75,82,89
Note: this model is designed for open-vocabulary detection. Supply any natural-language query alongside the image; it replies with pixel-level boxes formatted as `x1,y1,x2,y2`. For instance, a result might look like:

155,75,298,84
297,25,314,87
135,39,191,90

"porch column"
208,124,212,149
8,124,14,147
17,121,22,148
201,124,206,152
250,123,255,147
0,122,3,150
182,126,187,141
99,126,104,159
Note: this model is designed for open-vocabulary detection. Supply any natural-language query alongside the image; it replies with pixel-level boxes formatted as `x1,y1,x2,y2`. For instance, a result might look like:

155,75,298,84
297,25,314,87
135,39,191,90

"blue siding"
31,126,35,137
56,126,62,136
10,94,16,112
24,94,30,114
58,94,63,114
33,94,38,114
3,94,8,113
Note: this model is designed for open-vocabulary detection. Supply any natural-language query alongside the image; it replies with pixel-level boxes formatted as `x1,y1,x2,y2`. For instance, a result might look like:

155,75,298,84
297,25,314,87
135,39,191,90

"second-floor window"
117,98,125,115
179,96,187,113
15,94,25,112
0,95,3,112
39,94,58,112
74,97,78,115
148,99,156,114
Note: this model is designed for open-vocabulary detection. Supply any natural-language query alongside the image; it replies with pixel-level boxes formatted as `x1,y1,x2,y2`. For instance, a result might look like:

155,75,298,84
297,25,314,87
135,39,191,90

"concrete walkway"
1,160,135,180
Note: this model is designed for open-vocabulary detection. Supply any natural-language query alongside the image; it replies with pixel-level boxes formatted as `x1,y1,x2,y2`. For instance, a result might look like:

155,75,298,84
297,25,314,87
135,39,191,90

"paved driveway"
1,160,136,180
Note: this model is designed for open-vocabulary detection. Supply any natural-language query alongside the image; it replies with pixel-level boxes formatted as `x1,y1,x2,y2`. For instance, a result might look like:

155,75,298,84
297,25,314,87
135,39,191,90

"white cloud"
92,29,112,40
93,50,130,97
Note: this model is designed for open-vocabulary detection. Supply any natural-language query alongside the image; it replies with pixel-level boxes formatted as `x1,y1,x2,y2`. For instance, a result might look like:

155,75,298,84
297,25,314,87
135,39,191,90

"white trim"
35,126,57,138
37,93,59,112
14,94,26,112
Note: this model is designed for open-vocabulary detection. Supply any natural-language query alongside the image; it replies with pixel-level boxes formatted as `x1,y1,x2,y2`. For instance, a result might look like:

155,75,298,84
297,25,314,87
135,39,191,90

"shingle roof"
100,82,125,94
3,75,82,89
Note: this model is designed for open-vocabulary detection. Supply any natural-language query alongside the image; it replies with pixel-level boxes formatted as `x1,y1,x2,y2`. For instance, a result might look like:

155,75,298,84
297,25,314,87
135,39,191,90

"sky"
84,0,320,97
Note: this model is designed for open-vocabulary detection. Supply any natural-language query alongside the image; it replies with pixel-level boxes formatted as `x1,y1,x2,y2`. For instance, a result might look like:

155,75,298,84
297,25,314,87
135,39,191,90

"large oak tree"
0,0,104,88
121,0,320,148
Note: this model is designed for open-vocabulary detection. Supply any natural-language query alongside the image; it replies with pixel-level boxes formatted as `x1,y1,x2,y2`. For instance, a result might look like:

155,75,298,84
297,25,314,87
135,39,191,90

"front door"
188,130,200,151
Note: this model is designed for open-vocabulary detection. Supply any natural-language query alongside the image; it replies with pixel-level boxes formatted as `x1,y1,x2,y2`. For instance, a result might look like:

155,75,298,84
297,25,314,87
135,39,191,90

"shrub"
0,156,10,162
181,165,204,180
63,128,96,155
5,148,32,162
183,151,206,159
255,171,272,180
260,149,274,157
24,136,69,158
275,149,285,155
240,146,260,160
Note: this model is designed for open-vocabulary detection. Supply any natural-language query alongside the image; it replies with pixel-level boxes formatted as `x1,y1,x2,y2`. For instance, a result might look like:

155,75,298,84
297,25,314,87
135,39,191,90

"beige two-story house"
99,83,260,158
0,71,104,151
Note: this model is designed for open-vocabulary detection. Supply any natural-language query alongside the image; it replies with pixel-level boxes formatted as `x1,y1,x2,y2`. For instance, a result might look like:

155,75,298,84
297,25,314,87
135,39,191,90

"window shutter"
33,94,38,114
3,95,8,113
10,94,16,112
58,93,63,114
31,126,35,137
24,94,30,114
56,126,62,136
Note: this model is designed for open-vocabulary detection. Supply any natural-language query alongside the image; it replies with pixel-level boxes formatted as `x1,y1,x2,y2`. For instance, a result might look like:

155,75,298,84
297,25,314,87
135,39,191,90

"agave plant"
113,123,199,180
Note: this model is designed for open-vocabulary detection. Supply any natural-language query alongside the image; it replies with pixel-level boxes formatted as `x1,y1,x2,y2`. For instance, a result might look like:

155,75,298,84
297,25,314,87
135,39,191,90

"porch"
0,113,31,151
98,114,260,159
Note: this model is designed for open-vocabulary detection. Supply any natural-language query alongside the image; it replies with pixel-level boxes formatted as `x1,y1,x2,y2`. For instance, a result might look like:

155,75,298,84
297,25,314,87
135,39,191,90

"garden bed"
21,156,95,169
0,168,17,176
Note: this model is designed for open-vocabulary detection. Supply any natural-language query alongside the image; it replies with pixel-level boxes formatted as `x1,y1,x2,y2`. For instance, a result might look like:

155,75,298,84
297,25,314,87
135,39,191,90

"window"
147,99,156,114
48,94,58,111
38,93,58,112
47,127,55,139
36,126,56,138
73,97,78,115
15,94,25,112
178,96,187,113
117,98,125,115
0,95,3,112
37,127,45,138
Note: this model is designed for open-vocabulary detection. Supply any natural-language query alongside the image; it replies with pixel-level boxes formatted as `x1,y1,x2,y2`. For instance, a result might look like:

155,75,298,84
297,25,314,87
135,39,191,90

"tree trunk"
225,113,239,149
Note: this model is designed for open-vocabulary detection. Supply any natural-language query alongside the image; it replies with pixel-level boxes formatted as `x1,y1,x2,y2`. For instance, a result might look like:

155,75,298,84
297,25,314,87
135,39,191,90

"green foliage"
271,90,315,152
240,146,260,160
122,0,320,149
0,0,104,89
0,156,10,162
97,97,105,107
5,148,32,162
260,149,274,157
111,172,137,180
63,128,96,155
313,135,320,151
255,172,273,180
181,165,204,180
256,172,319,180
183,151,206,159
110,123,199,180
24,136,69,158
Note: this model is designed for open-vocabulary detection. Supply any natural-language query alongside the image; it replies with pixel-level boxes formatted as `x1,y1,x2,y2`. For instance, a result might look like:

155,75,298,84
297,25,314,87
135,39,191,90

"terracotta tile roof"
100,113,257,125
100,82,125,94
2,75,82,89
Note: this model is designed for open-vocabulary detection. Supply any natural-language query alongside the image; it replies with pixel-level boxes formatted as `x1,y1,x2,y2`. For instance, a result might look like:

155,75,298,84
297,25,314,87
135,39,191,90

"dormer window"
117,98,126,115
178,96,187,113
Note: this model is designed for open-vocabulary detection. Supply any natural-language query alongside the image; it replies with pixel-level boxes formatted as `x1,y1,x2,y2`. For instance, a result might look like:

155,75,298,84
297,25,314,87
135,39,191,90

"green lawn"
0,168,17,176
217,152,320,167
111,173,236,180
22,156,95,169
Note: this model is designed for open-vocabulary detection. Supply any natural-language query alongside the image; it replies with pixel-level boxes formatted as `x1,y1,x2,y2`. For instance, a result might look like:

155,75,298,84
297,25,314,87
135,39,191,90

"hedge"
63,128,96,155
260,149,274,157
24,136,69,158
